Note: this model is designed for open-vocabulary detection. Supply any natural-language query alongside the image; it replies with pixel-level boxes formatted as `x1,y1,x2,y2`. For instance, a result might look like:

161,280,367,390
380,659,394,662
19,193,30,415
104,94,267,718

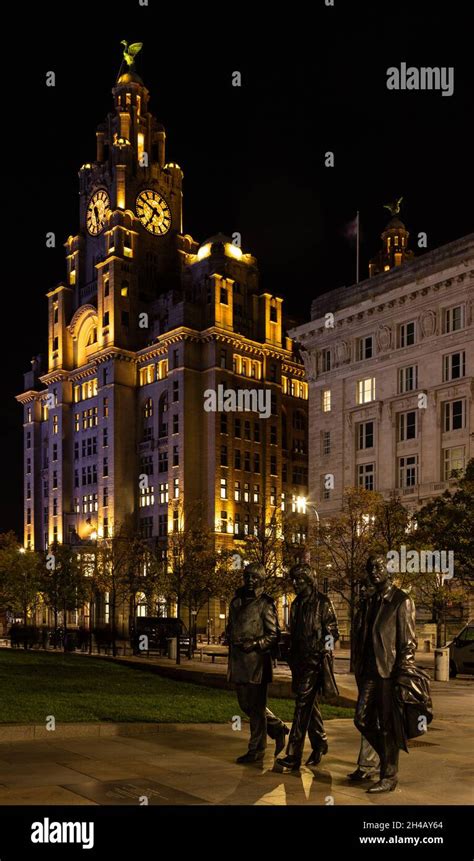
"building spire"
368,198,414,277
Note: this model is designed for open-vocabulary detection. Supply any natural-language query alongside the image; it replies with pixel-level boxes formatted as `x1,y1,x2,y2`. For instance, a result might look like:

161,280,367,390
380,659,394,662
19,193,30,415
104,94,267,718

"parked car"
132,617,191,654
448,621,474,677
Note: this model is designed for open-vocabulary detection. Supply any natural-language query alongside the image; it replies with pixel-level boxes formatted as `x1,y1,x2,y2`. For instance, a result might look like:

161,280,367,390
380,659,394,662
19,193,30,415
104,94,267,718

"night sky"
2,1,472,536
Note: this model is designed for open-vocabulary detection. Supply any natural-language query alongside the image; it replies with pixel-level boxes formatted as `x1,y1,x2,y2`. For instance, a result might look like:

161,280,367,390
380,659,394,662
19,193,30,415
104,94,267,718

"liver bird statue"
383,196,404,217
121,41,143,69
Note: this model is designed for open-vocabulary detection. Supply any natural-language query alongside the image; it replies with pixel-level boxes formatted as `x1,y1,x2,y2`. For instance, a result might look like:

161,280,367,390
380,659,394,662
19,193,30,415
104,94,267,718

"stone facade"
16,65,308,638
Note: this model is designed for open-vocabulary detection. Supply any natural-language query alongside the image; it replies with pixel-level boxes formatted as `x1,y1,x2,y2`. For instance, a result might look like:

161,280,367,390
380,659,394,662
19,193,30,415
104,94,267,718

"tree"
94,524,142,656
156,504,232,662
41,542,88,651
0,534,42,648
408,460,474,645
317,487,380,670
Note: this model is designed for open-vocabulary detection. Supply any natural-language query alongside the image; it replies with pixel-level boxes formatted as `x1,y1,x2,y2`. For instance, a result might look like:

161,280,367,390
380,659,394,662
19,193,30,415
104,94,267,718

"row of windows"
139,480,179,507
139,359,169,386
319,306,465,372
321,446,467,499
321,352,467,412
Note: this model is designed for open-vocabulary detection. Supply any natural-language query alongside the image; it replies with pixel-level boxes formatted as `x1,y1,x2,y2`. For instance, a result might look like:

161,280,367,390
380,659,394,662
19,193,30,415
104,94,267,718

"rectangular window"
358,462,375,491
158,514,167,537
358,421,374,449
398,411,417,441
357,335,373,361
244,420,251,440
399,321,416,348
53,415,58,434
398,365,418,393
444,305,464,333
322,389,331,412
173,380,179,402
444,400,465,432
220,445,228,467
103,398,109,418
173,477,179,499
270,455,277,476
322,349,331,372
159,482,169,504
220,413,228,435
173,445,179,466
158,451,168,472
234,480,241,502
253,484,260,503
444,446,465,479
443,351,466,382
270,486,277,506
270,425,277,445
220,477,227,499
253,422,260,443
103,457,108,477
243,482,250,503
322,430,331,455
220,510,228,532
254,453,260,473
244,451,250,471
357,378,376,404
234,449,241,470
399,455,418,488
172,413,179,434
103,486,108,507
234,418,241,438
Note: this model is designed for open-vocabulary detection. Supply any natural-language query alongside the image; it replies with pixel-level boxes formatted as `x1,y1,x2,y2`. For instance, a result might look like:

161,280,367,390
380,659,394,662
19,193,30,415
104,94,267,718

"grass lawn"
1,649,354,724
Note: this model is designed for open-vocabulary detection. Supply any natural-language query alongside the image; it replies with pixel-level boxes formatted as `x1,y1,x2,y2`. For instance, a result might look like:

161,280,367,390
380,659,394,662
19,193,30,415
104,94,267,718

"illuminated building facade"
291,223,474,635
16,61,308,636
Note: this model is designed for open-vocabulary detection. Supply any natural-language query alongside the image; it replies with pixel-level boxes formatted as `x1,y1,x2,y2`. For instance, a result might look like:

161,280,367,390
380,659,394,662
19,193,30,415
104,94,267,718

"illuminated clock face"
86,190,111,235
136,189,172,235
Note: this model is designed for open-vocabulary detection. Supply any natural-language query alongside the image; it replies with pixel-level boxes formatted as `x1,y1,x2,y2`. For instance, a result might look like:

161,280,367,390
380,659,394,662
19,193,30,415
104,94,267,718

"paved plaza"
0,676,472,806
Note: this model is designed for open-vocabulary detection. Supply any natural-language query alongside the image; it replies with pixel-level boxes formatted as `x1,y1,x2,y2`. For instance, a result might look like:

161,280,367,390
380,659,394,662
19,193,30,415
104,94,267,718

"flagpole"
356,210,360,284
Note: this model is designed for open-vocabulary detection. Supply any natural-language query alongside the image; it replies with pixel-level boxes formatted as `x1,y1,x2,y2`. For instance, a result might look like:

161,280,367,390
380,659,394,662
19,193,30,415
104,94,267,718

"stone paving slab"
0,713,472,806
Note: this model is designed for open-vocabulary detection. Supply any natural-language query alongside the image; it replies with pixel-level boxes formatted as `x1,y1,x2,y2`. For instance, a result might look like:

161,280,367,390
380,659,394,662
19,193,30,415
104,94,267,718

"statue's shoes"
276,755,301,771
305,748,327,767
274,725,290,757
236,750,265,764
347,768,377,781
367,778,398,793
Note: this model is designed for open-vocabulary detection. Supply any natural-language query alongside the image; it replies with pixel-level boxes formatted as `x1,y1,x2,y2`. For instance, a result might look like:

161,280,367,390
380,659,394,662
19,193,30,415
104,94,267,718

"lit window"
357,378,376,404
220,477,227,500
443,446,465,480
322,389,331,412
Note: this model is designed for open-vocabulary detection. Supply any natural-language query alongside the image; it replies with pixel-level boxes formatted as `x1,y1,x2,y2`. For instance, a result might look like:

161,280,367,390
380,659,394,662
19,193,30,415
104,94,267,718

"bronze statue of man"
353,555,417,793
226,563,288,763
277,563,339,771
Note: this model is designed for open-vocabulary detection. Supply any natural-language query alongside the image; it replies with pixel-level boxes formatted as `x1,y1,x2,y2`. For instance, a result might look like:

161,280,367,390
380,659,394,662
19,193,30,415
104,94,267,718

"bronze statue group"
225,557,433,794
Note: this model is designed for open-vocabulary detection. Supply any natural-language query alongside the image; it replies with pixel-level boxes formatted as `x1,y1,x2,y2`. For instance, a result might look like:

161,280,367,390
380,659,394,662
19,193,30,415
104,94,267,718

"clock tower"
63,44,186,359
